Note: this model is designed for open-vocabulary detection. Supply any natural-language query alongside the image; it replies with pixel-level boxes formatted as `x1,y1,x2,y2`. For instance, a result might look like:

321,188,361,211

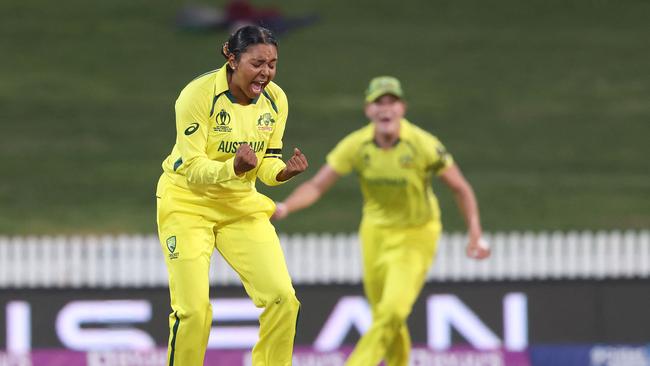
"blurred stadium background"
1,0,649,365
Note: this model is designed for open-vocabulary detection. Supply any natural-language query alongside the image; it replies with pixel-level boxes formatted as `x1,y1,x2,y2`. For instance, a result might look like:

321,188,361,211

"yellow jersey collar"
214,62,230,96
398,118,411,139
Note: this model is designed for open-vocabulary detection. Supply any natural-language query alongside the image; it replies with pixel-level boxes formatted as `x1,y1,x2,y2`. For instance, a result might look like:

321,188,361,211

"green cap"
365,76,404,103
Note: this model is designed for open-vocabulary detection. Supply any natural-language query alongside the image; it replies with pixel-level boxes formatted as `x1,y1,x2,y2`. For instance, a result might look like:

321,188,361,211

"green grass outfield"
1,0,649,234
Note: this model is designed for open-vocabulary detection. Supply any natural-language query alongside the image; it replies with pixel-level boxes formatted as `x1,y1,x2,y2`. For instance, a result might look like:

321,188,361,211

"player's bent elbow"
260,175,286,187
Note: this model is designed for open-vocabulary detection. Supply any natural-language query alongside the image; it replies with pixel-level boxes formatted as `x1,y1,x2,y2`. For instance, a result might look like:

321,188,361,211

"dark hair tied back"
221,25,278,71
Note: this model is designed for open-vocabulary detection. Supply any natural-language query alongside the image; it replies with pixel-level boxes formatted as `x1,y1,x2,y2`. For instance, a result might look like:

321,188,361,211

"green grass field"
1,0,649,234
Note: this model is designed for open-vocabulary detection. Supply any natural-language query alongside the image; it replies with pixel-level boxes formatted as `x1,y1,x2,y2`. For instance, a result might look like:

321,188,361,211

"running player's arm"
274,165,340,219
274,133,355,219
427,136,489,259
175,88,239,183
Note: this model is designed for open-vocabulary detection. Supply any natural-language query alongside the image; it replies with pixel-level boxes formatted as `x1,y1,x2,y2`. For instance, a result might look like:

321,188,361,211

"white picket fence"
0,230,648,288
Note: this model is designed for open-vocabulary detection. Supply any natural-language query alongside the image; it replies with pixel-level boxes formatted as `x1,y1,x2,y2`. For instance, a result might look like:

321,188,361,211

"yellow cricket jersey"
161,63,289,199
326,119,454,228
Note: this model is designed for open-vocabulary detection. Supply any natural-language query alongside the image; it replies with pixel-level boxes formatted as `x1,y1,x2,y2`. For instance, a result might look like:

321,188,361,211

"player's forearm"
258,158,288,186
185,157,238,184
284,181,323,214
453,185,482,241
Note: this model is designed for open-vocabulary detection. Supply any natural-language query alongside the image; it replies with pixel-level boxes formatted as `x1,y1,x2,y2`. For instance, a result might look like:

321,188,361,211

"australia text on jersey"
217,140,266,154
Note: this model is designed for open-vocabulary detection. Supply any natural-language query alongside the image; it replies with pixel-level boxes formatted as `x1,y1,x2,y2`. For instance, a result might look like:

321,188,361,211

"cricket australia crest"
166,236,179,259
257,112,275,131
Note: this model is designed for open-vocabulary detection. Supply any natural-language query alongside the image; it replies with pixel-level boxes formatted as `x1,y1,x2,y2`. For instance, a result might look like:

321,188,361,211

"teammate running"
274,76,489,366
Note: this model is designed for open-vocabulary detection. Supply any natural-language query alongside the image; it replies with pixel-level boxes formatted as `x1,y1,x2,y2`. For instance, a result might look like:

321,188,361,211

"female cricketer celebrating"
274,76,490,366
156,25,308,365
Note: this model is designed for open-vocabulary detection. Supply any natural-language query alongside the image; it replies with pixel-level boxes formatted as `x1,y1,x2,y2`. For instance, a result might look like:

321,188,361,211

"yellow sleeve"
175,88,239,184
326,133,357,176
424,134,454,175
257,89,288,186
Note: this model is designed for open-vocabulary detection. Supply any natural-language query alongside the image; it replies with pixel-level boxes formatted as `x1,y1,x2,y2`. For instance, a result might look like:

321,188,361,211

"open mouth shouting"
251,80,267,96
376,114,395,124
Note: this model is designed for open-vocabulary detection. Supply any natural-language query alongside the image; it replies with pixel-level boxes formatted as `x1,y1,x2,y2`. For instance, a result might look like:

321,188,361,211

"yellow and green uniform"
326,119,453,366
156,64,300,366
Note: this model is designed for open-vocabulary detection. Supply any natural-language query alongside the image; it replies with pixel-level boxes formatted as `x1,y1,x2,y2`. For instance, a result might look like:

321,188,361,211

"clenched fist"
234,143,258,175
466,238,491,260
276,148,309,182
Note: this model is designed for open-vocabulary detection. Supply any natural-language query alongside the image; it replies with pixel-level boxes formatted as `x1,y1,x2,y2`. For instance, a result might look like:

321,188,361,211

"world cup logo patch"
214,109,232,132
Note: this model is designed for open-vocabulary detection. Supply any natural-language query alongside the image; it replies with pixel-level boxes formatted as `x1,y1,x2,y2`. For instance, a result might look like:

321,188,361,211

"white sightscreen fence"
0,230,648,288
